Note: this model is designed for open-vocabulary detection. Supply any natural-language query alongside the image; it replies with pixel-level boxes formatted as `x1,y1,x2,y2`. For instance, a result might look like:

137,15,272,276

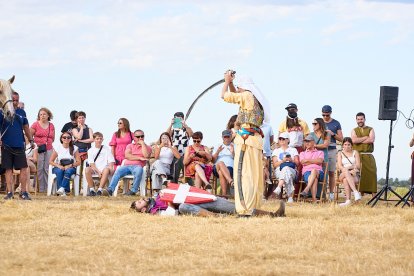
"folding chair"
297,162,329,202
47,165,81,196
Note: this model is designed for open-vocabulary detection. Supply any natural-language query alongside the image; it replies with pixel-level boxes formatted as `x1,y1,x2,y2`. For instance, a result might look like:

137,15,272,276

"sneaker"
300,191,308,198
274,186,281,195
126,190,136,196
4,192,13,200
89,190,96,196
329,193,335,201
96,190,102,196
56,187,65,196
339,200,351,207
102,189,112,196
354,191,362,201
60,192,67,197
287,197,294,203
20,191,32,200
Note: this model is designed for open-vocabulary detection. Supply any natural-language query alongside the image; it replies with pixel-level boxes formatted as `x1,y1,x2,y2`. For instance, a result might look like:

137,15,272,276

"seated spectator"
183,131,213,191
272,132,299,203
299,135,325,202
72,111,94,159
49,132,81,196
167,111,194,183
104,129,151,196
30,107,55,193
310,117,331,198
61,110,78,134
337,137,362,207
85,132,115,196
109,118,134,170
212,130,234,196
130,188,285,217
151,132,180,194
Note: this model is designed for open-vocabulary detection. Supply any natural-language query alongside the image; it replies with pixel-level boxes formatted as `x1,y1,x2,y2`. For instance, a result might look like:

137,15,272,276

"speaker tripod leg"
367,186,386,207
395,187,414,208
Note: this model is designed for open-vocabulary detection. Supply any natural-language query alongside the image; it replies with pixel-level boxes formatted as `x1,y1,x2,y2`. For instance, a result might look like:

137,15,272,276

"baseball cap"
321,105,332,113
174,112,184,118
285,103,297,110
222,130,232,137
279,132,289,139
304,134,315,142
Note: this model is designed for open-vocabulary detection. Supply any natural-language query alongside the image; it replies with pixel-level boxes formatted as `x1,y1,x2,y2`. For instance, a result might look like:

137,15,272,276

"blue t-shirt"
0,109,28,148
325,119,341,149
310,132,329,163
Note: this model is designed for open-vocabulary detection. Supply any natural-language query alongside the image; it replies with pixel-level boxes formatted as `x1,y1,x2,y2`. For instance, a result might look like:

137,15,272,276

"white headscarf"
236,76,271,123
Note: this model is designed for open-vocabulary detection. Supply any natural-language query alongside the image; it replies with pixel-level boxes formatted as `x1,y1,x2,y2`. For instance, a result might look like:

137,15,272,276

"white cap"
279,132,289,139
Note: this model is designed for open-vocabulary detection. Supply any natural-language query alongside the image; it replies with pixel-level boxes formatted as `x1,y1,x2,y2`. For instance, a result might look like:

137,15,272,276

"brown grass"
1,195,414,275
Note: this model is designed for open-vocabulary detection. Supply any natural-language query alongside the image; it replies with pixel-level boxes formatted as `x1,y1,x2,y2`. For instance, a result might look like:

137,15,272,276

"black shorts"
1,146,28,170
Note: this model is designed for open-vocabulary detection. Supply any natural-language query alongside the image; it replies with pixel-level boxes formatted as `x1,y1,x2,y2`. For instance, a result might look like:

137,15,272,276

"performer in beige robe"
221,70,270,215
351,112,377,194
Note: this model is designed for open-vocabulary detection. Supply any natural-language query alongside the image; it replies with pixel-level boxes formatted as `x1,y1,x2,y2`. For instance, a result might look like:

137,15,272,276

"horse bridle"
1,99,13,110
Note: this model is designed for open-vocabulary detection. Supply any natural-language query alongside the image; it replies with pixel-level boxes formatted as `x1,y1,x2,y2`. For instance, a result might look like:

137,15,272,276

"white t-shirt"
87,145,115,171
55,143,79,163
158,147,174,165
215,143,234,168
272,147,299,163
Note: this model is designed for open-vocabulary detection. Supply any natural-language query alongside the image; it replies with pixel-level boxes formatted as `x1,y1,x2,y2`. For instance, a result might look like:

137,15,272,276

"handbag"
60,158,74,166
280,161,296,170
37,123,51,154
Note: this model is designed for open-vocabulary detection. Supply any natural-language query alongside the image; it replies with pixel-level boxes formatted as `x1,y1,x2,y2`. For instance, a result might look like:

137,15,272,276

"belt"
360,152,373,155
237,127,264,140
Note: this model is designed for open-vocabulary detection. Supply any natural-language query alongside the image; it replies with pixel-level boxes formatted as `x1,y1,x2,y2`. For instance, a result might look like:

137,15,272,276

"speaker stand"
367,120,403,207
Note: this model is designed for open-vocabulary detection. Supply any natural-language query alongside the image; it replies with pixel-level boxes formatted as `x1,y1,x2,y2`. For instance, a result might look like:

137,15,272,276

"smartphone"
173,117,183,129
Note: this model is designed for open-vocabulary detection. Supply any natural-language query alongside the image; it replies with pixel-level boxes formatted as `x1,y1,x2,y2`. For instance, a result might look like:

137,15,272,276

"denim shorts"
303,170,324,183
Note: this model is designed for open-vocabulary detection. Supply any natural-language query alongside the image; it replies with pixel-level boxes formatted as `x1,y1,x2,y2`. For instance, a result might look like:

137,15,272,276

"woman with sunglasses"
151,132,180,193
49,132,81,196
338,137,362,206
109,118,134,170
184,131,213,191
272,132,299,203
310,118,330,163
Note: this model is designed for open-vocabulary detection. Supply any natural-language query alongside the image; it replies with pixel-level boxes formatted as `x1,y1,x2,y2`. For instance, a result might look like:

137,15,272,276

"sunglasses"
223,135,231,138
278,137,286,141
312,123,318,125
135,135,145,138
322,114,330,117
62,136,71,139
193,139,201,143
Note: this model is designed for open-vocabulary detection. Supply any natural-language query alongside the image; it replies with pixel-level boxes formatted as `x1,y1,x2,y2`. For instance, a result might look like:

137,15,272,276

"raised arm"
221,70,236,99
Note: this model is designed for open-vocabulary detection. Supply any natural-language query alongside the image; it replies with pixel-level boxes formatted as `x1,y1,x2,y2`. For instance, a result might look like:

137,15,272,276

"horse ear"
9,75,15,84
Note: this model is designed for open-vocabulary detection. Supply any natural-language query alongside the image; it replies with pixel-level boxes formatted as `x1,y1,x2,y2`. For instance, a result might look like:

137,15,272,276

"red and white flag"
159,183,217,204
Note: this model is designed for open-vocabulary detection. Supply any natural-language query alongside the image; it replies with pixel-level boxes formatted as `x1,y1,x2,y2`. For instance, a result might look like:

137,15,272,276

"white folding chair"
112,160,149,197
47,164,80,196
81,162,113,196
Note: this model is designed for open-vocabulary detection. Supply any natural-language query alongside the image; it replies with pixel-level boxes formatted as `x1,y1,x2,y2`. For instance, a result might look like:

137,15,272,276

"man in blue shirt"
1,91,34,200
321,105,343,201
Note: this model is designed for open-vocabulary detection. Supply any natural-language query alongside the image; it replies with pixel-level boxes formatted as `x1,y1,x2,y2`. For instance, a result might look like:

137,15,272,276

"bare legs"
216,161,232,195
340,170,359,200
302,169,319,202
194,164,210,188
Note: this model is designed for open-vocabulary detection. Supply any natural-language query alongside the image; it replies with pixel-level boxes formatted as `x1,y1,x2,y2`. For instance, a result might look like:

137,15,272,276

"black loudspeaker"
378,86,398,120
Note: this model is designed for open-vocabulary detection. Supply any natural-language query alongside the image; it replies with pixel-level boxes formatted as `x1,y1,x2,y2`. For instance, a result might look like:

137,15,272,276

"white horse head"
0,75,16,119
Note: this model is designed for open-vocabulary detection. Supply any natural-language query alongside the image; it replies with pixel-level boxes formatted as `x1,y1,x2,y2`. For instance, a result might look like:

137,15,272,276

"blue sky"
1,0,413,179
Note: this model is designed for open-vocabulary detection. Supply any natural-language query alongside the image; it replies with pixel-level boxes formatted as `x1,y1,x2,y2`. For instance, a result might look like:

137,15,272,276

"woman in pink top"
30,107,55,192
109,118,133,169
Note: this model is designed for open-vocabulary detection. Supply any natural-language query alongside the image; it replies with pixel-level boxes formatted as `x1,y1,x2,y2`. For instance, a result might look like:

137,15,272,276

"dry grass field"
1,195,414,275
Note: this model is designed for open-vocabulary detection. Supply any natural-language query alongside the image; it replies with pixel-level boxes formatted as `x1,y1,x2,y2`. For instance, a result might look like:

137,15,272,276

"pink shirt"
109,131,133,163
31,121,55,150
124,143,152,167
299,148,324,175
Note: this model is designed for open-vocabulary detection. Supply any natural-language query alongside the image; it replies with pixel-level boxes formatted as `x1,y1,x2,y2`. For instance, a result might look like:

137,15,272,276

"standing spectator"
351,112,377,196
167,112,193,183
321,105,343,202
221,71,271,216
1,85,34,200
299,135,325,203
278,103,310,151
49,132,81,196
109,118,134,170
61,110,78,134
309,118,330,164
30,107,55,192
85,132,115,196
226,114,239,141
272,132,299,203
261,122,274,186
105,130,152,196
151,132,180,194
72,111,94,157
212,130,235,196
